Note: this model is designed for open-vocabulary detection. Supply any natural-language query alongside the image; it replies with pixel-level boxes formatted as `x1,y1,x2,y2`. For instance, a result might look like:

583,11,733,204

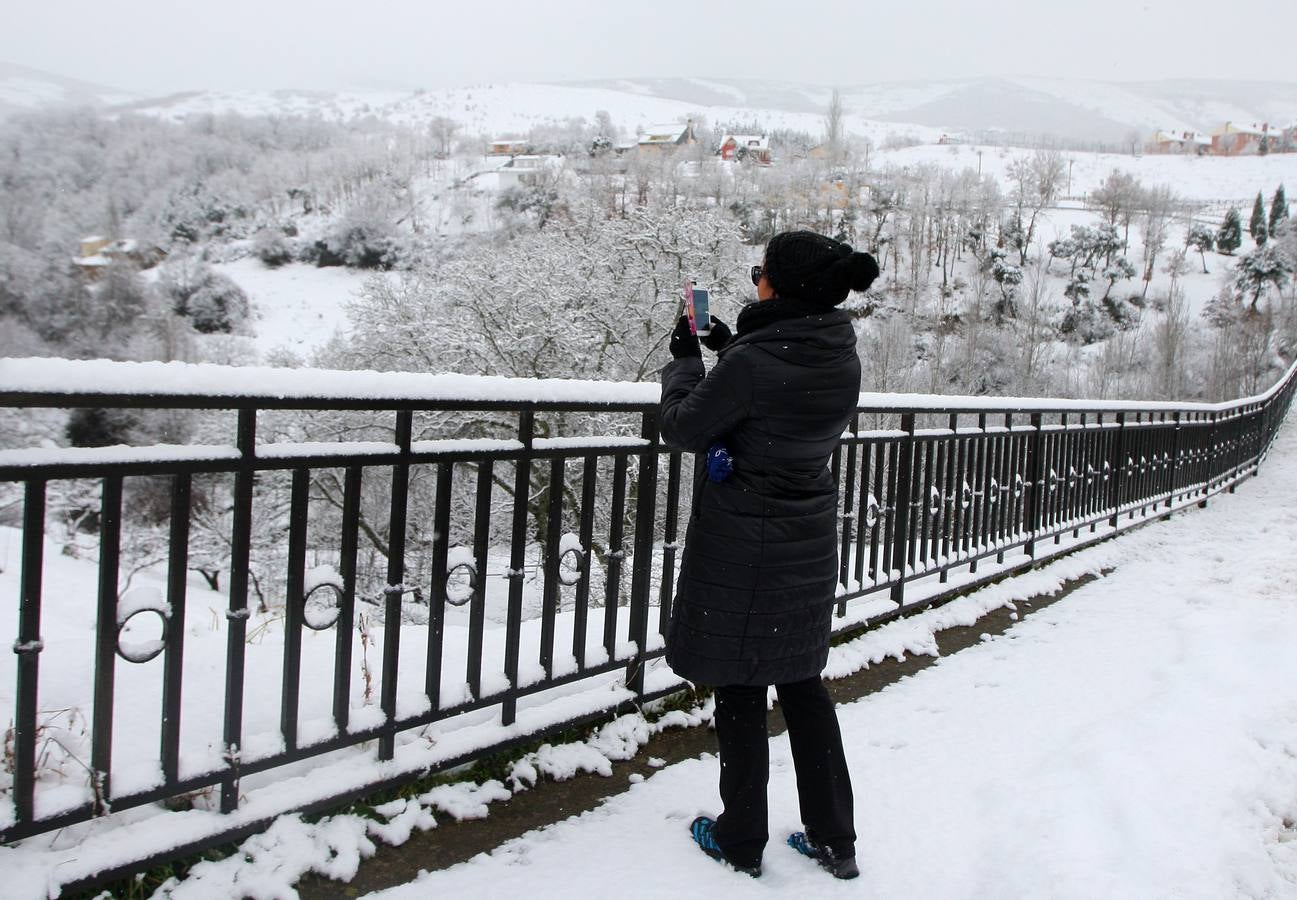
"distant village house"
74,236,165,279
1145,121,1294,156
496,154,562,189
717,134,771,165
1210,122,1272,156
1148,129,1211,155
489,138,529,157
637,120,696,149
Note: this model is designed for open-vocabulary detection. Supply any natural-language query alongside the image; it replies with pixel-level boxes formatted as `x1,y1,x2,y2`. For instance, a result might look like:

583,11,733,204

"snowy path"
371,423,1297,900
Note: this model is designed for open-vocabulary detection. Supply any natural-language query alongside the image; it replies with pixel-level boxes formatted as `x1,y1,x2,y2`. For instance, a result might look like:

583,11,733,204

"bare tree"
1005,149,1065,265
824,89,845,162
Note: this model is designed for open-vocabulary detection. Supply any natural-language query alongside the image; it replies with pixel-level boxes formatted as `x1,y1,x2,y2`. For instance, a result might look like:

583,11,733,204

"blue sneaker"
788,831,859,880
690,816,761,878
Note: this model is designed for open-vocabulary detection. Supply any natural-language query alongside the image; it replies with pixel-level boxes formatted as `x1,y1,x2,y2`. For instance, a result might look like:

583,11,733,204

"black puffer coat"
660,300,861,686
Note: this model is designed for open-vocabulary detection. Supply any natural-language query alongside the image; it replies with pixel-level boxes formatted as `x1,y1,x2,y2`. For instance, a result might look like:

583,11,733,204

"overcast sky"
4,0,1295,94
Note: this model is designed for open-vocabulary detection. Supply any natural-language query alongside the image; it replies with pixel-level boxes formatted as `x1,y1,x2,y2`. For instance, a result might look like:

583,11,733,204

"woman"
659,230,878,880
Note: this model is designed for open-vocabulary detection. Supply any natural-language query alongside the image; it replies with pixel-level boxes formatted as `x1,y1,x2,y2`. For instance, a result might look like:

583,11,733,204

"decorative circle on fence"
116,608,169,664
558,547,584,586
988,478,1000,504
929,486,942,516
1013,474,1024,498
446,561,476,607
960,481,973,510
303,582,343,631
865,494,881,527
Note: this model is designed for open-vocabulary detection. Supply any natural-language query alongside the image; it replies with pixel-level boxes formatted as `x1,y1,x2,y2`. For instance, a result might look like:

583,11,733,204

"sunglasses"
750,265,763,286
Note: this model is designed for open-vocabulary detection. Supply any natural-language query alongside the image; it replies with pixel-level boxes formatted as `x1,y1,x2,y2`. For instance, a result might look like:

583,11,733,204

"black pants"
711,676,855,869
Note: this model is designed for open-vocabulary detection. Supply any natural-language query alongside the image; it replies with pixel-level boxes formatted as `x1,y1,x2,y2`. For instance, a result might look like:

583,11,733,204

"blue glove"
706,444,734,482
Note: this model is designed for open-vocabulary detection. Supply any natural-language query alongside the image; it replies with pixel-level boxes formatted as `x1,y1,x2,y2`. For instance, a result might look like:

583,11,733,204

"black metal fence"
1,357,1294,875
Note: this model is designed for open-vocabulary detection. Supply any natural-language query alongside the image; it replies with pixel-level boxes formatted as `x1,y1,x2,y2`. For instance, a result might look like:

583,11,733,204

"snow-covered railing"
0,354,1295,891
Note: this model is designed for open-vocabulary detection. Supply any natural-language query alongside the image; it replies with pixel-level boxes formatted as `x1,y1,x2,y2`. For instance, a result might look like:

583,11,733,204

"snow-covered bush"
159,258,250,333
252,227,294,268
313,214,404,270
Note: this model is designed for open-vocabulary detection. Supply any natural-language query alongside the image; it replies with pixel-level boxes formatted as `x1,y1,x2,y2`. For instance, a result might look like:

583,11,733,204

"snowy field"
876,142,1295,205
213,259,371,360
363,424,1297,900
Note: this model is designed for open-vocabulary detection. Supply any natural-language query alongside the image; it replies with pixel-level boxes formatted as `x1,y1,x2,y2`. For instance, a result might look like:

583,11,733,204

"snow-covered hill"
0,61,138,117
572,76,1297,144
5,61,1293,146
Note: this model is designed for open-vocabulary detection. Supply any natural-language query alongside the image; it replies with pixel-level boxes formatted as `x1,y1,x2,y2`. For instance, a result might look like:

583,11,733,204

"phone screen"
691,288,711,335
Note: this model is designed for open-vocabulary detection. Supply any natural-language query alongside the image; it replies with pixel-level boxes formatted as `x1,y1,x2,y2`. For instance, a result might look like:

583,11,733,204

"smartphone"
685,280,711,336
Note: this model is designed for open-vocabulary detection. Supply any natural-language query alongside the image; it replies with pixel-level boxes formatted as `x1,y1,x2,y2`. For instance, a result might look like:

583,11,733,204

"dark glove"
701,316,733,352
669,315,700,359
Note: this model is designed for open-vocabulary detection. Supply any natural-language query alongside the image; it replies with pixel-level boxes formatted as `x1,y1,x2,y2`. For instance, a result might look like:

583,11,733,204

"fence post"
501,409,534,727
221,407,257,813
1109,412,1127,526
1167,411,1181,512
1201,411,1218,507
626,410,660,698
379,409,413,758
13,481,46,828
838,414,859,591
1025,412,1045,559
889,413,916,607
91,475,123,815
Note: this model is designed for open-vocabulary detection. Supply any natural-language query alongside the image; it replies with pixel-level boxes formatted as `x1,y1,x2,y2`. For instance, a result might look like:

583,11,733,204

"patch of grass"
68,844,240,900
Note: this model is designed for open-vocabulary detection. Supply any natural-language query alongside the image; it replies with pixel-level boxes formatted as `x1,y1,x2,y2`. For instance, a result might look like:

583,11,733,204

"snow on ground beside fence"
365,422,1297,900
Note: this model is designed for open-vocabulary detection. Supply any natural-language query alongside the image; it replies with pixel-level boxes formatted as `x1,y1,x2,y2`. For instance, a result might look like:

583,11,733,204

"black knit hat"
763,230,880,308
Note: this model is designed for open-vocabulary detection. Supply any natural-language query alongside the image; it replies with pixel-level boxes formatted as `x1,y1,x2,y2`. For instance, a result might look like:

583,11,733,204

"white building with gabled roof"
637,120,696,148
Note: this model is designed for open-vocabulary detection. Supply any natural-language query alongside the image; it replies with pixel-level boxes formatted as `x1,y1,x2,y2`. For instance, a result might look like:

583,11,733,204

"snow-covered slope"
113,81,940,146
574,76,1297,143
7,63,1293,145
0,61,138,118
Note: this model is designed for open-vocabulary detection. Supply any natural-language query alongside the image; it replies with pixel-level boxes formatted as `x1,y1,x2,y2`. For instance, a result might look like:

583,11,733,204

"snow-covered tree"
1005,150,1066,265
1270,185,1290,236
1235,243,1293,309
1186,224,1216,273
337,197,747,383
1089,169,1144,251
1249,191,1268,247
1217,208,1243,256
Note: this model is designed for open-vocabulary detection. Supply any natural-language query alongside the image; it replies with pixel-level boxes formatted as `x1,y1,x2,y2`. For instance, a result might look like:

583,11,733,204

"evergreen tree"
1249,191,1268,246
1235,243,1293,309
1186,224,1215,273
1217,207,1243,255
1270,184,1290,236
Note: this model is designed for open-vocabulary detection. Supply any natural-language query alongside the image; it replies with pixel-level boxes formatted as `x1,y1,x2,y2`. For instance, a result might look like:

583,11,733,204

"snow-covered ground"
212,259,371,360
875,142,1294,206
364,423,1297,900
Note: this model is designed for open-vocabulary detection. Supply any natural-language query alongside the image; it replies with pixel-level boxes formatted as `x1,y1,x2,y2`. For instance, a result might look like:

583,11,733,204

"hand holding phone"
685,280,711,337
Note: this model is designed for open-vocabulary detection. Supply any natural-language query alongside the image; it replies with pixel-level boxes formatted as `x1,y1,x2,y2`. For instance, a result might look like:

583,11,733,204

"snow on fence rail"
0,355,1295,893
